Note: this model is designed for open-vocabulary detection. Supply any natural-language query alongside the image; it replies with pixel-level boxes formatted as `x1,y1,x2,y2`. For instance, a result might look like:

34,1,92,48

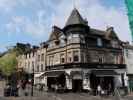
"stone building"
44,8,126,92
17,45,39,83
123,42,133,92
17,8,126,93
34,42,47,84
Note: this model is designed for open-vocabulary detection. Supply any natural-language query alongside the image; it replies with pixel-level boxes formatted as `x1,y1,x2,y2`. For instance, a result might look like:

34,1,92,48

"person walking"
97,84,101,96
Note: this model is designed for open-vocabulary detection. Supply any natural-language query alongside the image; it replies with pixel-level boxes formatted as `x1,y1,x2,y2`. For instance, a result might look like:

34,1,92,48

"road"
0,80,133,100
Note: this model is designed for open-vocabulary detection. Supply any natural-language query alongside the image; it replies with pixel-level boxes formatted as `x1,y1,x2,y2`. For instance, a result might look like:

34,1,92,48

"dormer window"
97,38,102,47
55,39,60,45
111,40,118,48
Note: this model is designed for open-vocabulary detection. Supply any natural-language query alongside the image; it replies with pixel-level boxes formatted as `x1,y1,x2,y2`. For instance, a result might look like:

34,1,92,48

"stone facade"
17,8,126,93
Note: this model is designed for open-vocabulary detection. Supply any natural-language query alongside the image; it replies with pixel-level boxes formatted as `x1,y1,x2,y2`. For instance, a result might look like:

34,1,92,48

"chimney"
106,26,114,32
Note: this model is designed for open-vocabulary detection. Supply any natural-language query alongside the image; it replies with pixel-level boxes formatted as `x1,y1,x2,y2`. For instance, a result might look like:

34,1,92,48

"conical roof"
65,8,87,26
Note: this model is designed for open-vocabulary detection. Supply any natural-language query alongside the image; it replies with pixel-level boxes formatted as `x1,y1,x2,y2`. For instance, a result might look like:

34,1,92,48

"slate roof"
90,28,106,36
65,8,87,26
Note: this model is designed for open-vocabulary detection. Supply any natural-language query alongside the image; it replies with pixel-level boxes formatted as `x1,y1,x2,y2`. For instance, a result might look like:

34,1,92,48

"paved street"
0,81,133,100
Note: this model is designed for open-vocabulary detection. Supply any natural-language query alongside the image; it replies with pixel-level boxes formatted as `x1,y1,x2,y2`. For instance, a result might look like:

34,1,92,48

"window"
49,56,54,65
33,52,34,57
41,64,43,71
98,56,104,63
38,55,40,61
72,34,80,43
28,62,30,67
61,58,65,63
41,53,44,61
29,53,30,58
25,62,27,68
68,34,72,43
37,65,39,72
60,54,65,63
32,61,34,67
111,41,118,48
126,49,129,57
73,50,79,62
67,52,72,63
97,38,102,46
73,34,79,38
60,39,65,47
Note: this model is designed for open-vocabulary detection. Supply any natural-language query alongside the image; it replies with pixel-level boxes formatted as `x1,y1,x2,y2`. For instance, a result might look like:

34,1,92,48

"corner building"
45,8,126,92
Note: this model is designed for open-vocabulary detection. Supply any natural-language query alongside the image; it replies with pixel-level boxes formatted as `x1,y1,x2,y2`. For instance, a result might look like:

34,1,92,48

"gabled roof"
49,26,62,41
65,8,87,26
105,27,119,40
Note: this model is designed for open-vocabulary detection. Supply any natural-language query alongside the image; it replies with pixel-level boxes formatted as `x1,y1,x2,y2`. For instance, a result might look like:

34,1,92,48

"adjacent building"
123,42,133,92
17,8,127,93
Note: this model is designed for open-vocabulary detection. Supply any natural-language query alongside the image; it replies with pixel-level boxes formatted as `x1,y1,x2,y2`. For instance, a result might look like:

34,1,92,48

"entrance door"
101,77,114,94
72,79,82,92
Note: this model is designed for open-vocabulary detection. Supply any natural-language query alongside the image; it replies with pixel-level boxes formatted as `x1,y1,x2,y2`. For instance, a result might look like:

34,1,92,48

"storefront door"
72,79,82,92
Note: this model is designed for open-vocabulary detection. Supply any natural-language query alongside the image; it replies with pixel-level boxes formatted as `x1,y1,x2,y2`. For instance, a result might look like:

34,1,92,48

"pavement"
0,80,133,100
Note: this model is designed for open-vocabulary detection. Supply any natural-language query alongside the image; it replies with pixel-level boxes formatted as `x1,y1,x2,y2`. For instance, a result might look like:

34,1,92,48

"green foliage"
0,43,31,76
0,51,17,76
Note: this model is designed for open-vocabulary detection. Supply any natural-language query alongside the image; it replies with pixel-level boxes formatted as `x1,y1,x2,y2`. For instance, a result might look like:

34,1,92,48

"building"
17,44,39,83
17,8,126,93
34,42,47,84
123,42,133,92
44,8,126,92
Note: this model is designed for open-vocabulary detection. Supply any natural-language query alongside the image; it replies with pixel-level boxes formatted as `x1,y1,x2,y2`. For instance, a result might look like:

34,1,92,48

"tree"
0,52,17,76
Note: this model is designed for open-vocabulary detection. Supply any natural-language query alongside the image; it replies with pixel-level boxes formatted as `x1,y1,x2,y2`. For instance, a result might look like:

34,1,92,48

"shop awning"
91,70,118,77
34,72,44,78
44,71,66,77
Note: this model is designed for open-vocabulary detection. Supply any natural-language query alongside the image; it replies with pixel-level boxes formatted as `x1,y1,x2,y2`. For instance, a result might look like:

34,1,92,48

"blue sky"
0,0,131,52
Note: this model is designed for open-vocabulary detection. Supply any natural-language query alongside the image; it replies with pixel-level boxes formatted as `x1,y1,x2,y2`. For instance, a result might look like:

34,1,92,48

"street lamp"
31,62,34,96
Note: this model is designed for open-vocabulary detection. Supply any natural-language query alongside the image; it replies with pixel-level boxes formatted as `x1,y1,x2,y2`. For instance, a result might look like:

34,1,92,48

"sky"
0,0,132,52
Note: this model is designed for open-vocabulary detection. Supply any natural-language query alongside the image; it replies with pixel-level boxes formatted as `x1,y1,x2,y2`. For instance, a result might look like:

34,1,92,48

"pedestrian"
97,84,101,96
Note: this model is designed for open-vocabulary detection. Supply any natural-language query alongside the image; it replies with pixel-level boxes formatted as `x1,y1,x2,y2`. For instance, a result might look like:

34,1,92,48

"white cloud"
0,0,17,12
51,0,132,42
4,0,132,42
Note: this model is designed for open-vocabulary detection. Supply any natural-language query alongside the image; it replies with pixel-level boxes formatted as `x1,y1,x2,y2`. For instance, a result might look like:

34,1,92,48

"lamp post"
31,63,34,96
